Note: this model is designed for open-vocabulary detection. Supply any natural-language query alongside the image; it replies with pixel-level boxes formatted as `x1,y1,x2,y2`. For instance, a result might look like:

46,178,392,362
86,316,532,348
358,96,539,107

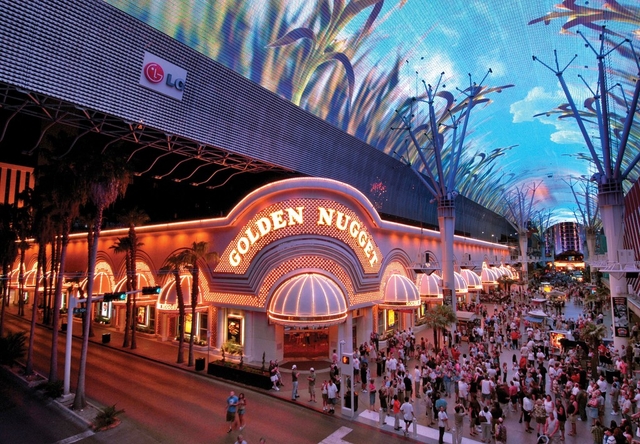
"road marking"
319,426,353,443
52,429,95,444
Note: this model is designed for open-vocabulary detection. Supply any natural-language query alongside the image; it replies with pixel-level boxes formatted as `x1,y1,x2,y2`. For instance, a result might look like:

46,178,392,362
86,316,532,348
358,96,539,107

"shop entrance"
283,327,329,358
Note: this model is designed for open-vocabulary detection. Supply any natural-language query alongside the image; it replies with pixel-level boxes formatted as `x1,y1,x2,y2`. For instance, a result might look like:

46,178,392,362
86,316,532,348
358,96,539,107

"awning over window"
157,275,203,312
460,269,482,290
379,274,420,311
453,272,468,294
417,273,442,298
268,273,348,327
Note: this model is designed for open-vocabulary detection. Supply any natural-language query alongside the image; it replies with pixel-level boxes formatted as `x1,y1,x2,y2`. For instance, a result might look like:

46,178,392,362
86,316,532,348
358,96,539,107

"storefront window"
199,313,208,343
137,306,147,325
185,313,193,335
148,306,155,330
387,310,398,330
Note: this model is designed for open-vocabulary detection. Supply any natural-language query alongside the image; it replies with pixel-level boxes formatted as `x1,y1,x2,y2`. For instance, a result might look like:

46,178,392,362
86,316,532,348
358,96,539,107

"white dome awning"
460,269,482,290
379,274,420,311
481,267,499,284
268,273,348,327
454,272,468,294
417,273,442,298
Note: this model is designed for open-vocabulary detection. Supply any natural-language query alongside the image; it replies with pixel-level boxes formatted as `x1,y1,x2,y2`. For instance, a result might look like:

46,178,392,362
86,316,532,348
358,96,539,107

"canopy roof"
105,0,640,221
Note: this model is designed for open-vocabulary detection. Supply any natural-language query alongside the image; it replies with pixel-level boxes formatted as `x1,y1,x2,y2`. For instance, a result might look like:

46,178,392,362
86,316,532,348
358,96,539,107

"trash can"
195,357,205,371
61,323,67,332
102,333,111,344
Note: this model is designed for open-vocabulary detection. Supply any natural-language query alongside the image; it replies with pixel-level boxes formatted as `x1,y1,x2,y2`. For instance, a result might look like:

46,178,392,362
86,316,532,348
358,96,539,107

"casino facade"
12,177,509,363
0,1,518,364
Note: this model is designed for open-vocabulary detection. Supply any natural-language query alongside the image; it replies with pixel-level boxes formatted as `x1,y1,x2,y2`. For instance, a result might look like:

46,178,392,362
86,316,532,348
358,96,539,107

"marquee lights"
220,200,382,273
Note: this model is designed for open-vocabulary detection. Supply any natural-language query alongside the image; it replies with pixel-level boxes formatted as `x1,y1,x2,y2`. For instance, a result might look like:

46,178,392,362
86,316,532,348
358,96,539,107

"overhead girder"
0,82,287,179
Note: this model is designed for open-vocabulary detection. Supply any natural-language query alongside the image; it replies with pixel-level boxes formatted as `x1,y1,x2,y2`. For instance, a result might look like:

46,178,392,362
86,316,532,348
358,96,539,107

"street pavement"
0,298,619,443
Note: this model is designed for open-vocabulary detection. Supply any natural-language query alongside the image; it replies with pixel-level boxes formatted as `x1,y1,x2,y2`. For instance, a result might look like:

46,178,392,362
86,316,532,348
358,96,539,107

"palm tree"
180,241,217,367
110,237,134,348
161,253,188,364
118,207,149,350
424,304,457,352
37,130,88,382
74,144,131,410
0,203,18,337
13,190,33,317
580,320,608,380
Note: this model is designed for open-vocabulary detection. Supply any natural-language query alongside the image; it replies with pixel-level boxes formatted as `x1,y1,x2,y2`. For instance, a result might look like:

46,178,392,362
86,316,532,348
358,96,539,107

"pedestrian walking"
400,396,415,437
307,368,316,402
234,392,246,431
291,365,300,400
321,380,329,411
235,435,247,444
494,417,507,444
226,391,239,434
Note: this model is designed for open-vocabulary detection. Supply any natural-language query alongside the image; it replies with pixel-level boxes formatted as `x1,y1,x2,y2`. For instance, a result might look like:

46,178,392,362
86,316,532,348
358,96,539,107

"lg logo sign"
139,53,187,100
143,62,164,83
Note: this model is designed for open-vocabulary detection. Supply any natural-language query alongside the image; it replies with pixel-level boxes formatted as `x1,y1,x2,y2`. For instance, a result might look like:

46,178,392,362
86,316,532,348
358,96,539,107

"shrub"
41,380,64,399
94,404,124,430
0,331,27,365
222,341,243,355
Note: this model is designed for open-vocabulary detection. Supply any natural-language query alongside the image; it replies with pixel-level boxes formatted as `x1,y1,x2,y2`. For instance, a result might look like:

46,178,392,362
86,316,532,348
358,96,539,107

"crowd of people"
345,282,640,444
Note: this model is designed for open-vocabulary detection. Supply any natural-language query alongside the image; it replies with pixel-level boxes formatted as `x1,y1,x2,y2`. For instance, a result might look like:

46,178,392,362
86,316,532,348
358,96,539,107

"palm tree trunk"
174,269,185,364
130,291,137,350
122,249,132,348
25,244,45,375
50,227,69,382
74,208,103,410
188,269,198,367
18,249,25,316
0,263,6,337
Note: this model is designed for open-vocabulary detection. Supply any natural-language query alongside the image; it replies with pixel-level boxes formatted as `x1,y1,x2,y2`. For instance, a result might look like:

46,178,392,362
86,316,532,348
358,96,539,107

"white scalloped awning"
460,269,482,290
417,273,442,298
268,273,348,326
379,274,420,311
481,267,499,284
454,272,469,294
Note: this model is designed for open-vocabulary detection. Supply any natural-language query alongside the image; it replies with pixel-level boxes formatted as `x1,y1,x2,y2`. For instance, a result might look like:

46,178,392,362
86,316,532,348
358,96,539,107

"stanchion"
412,419,417,436
379,408,385,426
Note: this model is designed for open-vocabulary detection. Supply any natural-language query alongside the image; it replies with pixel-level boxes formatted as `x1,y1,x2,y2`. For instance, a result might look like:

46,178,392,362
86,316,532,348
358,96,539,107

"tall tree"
161,253,188,364
37,130,88,382
13,189,34,317
181,241,217,367
74,143,131,410
0,203,18,337
118,207,149,350
580,320,607,380
423,304,457,353
110,237,133,348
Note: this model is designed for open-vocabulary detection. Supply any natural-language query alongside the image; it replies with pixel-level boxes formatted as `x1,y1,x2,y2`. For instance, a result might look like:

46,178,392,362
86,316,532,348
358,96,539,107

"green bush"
0,331,27,365
222,341,243,355
94,404,124,430
41,380,64,399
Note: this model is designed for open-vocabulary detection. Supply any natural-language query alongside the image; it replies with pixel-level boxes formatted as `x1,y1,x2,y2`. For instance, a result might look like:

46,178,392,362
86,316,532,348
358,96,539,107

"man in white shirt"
458,379,469,407
400,396,415,436
481,377,494,404
414,366,422,398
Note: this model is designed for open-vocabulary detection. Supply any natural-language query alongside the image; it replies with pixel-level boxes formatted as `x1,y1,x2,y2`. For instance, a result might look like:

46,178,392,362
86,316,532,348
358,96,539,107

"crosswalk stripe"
319,426,353,443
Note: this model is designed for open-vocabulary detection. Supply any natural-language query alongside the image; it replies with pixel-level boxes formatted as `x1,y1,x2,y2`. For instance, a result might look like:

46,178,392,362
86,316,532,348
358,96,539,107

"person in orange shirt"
392,394,402,430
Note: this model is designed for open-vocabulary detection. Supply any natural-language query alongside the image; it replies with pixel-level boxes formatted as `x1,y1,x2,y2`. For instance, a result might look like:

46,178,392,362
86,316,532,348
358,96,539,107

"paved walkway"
3,297,620,443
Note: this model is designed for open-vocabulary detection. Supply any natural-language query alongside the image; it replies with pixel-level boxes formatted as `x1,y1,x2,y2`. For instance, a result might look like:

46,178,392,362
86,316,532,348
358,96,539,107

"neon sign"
222,201,381,272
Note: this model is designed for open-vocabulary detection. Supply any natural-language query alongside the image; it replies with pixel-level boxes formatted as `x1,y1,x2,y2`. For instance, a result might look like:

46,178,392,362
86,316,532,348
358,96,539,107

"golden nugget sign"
223,201,381,272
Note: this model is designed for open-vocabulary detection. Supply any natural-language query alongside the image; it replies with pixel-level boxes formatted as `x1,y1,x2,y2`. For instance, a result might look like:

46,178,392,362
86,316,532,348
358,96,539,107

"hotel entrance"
283,326,329,358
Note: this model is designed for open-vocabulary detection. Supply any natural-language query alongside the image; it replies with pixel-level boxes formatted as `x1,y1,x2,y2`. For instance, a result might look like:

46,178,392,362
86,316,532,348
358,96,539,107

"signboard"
139,52,187,101
613,296,630,337
73,307,87,314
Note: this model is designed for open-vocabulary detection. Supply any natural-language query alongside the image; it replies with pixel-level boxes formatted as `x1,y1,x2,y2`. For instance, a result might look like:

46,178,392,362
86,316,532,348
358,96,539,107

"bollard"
412,419,417,436
379,408,385,426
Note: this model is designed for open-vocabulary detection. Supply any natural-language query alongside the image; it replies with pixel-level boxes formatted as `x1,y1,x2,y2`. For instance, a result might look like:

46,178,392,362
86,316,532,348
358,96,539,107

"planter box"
207,362,272,390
